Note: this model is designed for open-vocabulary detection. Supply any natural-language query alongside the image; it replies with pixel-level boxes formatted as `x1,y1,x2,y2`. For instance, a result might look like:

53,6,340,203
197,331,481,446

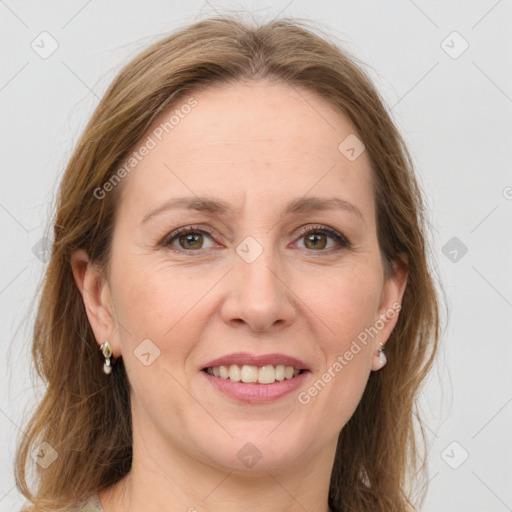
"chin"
195,429,307,473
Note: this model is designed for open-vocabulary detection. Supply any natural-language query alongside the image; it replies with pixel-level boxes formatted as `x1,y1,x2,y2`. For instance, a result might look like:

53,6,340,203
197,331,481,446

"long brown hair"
14,14,440,512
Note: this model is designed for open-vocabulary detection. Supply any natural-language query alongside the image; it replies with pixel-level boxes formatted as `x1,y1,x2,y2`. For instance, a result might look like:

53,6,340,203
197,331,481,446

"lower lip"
201,370,310,404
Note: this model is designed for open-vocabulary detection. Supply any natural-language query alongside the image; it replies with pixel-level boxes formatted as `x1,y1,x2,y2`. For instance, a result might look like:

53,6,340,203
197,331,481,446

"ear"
70,249,121,358
370,254,408,370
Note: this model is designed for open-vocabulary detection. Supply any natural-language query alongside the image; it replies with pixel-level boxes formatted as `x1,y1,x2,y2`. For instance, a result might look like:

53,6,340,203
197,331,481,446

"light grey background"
1,1,511,511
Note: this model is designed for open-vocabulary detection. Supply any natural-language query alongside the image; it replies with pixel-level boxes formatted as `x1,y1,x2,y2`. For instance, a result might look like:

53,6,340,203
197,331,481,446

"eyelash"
161,224,351,255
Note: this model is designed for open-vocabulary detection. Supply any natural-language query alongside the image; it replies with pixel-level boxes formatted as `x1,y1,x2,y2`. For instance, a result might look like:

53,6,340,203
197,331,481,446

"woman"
15,14,440,512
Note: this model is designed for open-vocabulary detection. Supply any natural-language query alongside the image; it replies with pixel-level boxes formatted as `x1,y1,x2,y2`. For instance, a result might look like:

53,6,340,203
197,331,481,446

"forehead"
117,80,374,217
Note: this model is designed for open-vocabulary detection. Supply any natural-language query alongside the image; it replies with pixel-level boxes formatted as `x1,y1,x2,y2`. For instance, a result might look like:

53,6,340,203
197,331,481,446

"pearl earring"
377,342,387,368
99,341,113,375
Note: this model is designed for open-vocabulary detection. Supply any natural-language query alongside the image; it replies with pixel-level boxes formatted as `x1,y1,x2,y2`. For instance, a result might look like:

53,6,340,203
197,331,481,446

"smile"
203,364,305,385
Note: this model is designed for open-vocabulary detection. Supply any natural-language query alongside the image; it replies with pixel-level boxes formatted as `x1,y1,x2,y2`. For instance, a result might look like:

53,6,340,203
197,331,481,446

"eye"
293,224,350,252
162,225,218,252
161,224,351,254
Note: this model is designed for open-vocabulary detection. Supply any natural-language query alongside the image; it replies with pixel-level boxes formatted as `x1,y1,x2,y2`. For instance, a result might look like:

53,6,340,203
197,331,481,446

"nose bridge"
222,232,296,330
237,236,280,294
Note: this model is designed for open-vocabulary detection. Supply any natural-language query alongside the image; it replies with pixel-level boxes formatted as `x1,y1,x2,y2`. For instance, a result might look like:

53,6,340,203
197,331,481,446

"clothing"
18,494,105,512
76,494,105,512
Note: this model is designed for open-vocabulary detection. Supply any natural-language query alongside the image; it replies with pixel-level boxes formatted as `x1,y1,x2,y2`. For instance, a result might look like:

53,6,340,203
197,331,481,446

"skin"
71,80,407,512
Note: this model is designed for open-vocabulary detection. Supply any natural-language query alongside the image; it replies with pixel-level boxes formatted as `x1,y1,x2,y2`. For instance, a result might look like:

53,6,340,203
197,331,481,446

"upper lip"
201,352,310,371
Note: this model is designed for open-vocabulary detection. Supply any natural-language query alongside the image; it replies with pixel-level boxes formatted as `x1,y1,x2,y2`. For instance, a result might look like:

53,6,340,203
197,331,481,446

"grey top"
19,494,105,512
76,494,105,512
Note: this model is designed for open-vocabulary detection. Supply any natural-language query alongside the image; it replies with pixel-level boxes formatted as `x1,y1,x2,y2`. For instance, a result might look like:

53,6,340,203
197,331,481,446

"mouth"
202,364,308,385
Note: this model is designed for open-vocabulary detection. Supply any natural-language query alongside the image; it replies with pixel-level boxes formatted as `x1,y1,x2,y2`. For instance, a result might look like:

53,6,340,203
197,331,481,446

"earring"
377,342,387,369
99,341,113,375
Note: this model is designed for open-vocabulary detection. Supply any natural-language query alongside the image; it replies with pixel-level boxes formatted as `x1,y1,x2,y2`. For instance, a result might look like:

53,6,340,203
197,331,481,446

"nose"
220,243,297,332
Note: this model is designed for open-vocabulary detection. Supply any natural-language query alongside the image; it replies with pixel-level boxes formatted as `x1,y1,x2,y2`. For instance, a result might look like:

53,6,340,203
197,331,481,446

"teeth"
241,365,258,383
228,365,241,382
258,365,276,384
275,364,285,381
205,364,303,384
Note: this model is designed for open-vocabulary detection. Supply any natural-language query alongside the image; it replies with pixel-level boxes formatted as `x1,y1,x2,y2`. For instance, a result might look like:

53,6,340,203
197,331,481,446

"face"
74,80,406,474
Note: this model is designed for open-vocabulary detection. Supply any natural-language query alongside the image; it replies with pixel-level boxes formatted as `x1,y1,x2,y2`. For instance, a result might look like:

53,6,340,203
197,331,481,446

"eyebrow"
141,195,365,225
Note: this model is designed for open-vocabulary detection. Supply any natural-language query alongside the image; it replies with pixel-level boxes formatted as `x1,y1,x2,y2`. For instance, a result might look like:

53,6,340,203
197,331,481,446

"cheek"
110,258,220,381
109,263,210,424
113,257,205,334
294,263,382,420
299,261,383,348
